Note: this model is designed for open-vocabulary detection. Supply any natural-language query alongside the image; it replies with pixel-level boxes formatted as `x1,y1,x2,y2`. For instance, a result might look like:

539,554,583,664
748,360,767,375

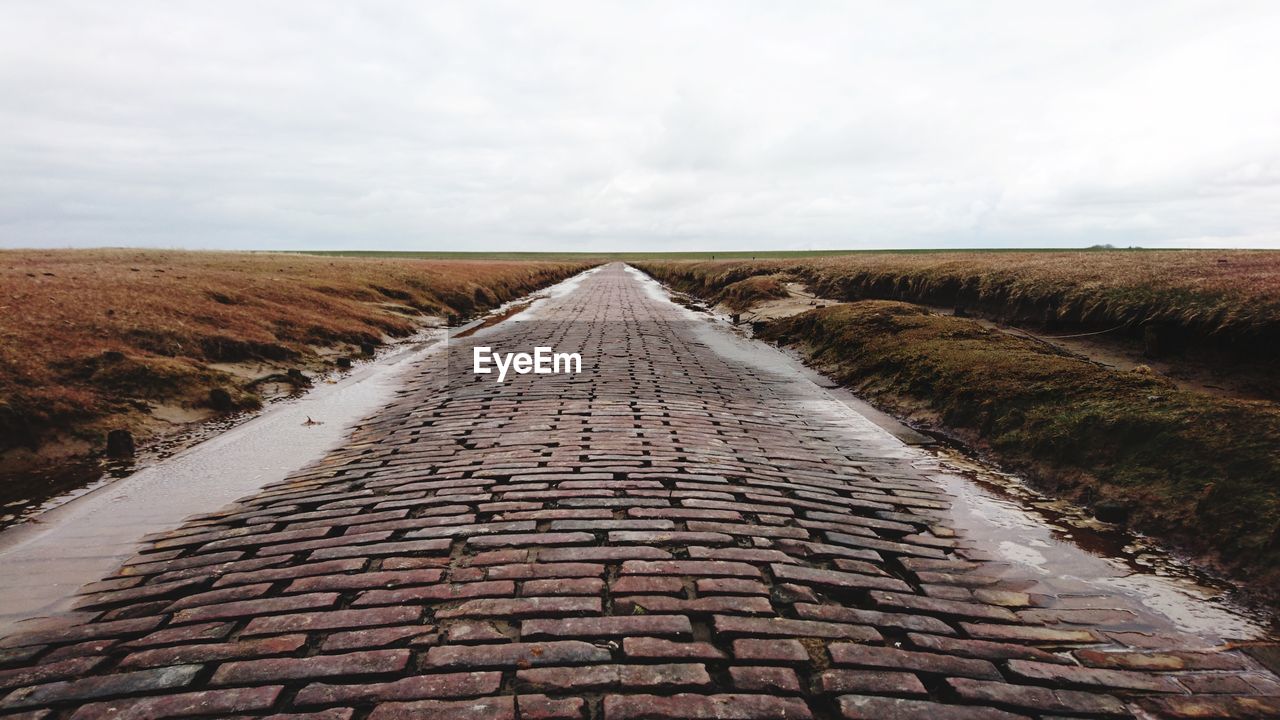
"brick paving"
1,263,1278,719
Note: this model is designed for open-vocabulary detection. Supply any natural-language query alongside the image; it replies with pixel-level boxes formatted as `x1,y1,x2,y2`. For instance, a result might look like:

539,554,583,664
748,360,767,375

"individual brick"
199,526,330,552
120,635,306,669
623,637,726,660
547,519,673,531
958,623,1098,644
518,694,585,720
486,563,604,580
603,693,813,720
425,641,611,669
697,578,770,595
712,615,881,642
367,696,515,720
621,560,762,578
444,622,510,644
311,538,450,560
1005,658,1184,693
213,558,366,588
1073,648,1246,671
354,579,515,607
285,568,444,592
241,606,421,635
2,665,201,710
403,521,535,539
1174,673,1256,694
321,625,438,651
523,578,605,595
867,591,1017,622
947,678,1127,716
0,656,109,690
210,650,409,685
815,669,927,696
264,710,354,720
609,531,734,545
0,646,44,666
119,551,244,577
66,686,283,719
72,577,210,610
733,638,809,663
516,663,710,691
828,643,1001,680
730,666,802,694
294,671,502,704
611,576,685,595
373,556,450,566
467,532,595,548
794,603,955,636
836,695,1028,720
436,596,599,619
523,615,692,640
0,617,164,649
39,640,117,663
539,547,672,562
771,564,911,593
905,633,1065,664
171,592,339,624
122,622,234,649
614,595,773,616
1138,695,1280,718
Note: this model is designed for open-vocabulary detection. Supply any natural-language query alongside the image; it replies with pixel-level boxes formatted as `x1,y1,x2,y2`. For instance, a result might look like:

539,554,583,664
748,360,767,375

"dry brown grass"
638,250,1280,355
0,249,589,453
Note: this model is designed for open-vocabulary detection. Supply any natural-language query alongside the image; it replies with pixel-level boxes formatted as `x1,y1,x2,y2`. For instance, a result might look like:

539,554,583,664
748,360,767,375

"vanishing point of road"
1,264,1277,719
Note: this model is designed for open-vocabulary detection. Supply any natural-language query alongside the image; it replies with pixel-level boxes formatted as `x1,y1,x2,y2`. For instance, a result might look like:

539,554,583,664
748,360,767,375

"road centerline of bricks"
0,262,1276,720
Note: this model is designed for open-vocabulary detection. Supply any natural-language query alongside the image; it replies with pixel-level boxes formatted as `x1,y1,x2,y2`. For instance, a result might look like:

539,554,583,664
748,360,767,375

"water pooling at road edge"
631,262,1275,647
0,267,601,635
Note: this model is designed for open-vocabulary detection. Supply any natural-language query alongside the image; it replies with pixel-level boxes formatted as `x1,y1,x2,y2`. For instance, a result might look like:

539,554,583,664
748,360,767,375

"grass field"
637,250,1280,360
0,249,589,463
636,252,1280,598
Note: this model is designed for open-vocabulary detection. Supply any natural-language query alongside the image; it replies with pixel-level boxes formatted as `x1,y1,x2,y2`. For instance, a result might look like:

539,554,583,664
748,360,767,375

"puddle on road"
0,335,433,533
924,447,1274,645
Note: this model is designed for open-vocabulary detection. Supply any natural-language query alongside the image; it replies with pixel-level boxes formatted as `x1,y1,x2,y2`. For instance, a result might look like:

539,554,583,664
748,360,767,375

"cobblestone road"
2,264,1277,719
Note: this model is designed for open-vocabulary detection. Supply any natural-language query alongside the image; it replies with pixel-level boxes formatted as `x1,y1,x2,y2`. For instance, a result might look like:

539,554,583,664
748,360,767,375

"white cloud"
1,0,1278,251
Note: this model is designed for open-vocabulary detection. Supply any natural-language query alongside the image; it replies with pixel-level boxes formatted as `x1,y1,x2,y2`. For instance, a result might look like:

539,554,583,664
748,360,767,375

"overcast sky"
2,1,1279,252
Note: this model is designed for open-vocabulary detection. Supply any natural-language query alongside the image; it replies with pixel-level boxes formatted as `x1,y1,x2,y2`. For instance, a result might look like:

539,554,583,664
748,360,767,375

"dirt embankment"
638,250,1280,394
637,255,1280,601
0,250,592,474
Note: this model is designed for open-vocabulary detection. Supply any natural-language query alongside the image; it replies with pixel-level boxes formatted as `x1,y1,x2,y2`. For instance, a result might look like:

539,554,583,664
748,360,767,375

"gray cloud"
1,0,1278,251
